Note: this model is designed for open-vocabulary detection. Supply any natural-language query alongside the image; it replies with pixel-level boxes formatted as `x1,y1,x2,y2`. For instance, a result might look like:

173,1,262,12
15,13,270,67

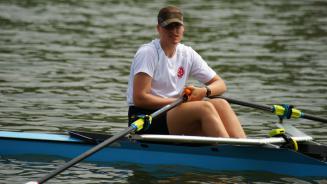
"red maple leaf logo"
177,66,184,78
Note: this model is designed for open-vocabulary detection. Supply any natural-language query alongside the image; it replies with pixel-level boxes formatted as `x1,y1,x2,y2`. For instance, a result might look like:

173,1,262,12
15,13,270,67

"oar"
27,89,191,184
211,96,327,123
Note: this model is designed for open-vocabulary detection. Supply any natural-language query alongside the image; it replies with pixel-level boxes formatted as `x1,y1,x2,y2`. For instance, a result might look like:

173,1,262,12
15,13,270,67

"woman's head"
157,6,184,45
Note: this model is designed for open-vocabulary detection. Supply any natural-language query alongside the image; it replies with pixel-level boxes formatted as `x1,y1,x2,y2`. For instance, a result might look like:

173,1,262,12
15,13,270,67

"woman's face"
158,23,184,45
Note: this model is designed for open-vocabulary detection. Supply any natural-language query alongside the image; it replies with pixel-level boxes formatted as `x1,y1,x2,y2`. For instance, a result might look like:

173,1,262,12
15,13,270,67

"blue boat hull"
0,131,327,177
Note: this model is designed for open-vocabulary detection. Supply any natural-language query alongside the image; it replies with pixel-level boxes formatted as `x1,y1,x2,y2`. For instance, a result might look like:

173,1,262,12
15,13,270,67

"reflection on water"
1,156,325,184
0,156,133,183
0,0,326,183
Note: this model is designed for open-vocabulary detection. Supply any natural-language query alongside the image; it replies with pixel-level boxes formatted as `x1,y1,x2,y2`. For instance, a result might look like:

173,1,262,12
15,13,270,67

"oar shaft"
37,126,135,184
31,94,189,184
214,96,273,112
211,96,327,123
302,113,327,123
151,97,185,118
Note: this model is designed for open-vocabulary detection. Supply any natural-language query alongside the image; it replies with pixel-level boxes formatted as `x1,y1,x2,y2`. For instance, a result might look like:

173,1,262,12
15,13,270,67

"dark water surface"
0,0,326,183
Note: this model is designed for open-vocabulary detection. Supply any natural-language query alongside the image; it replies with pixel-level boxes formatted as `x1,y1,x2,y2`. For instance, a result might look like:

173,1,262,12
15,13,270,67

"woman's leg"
208,98,246,138
167,101,229,137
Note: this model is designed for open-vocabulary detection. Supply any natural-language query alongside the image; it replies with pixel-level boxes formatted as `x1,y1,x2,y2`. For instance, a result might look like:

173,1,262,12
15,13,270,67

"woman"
127,6,246,138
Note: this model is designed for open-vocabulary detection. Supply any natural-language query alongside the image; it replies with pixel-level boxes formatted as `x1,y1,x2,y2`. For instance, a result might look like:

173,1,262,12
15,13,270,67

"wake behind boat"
1,124,327,178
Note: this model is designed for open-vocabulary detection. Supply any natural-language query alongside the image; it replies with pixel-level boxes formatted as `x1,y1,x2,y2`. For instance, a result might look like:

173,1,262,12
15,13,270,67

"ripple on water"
0,0,326,183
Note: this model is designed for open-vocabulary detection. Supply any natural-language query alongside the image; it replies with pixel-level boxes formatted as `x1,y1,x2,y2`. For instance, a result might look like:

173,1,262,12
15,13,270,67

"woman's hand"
184,85,207,101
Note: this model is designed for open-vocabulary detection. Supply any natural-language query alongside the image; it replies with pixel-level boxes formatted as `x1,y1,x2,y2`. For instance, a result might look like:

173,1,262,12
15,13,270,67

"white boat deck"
131,134,313,145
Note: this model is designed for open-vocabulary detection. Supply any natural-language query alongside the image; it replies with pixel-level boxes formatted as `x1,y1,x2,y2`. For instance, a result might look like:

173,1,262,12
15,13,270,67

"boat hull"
1,131,327,177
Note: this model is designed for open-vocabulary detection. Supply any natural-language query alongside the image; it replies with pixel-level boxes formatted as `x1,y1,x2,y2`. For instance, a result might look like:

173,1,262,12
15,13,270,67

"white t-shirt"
127,39,216,106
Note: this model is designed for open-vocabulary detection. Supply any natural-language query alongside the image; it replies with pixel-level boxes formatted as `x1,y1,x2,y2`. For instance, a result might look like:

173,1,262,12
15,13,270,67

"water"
0,0,326,183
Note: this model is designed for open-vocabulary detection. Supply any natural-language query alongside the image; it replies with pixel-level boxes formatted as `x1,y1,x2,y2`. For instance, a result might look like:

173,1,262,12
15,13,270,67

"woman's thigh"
166,101,216,135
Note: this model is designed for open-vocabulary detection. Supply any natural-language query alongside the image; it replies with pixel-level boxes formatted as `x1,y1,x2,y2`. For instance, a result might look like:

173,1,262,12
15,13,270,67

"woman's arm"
133,72,176,109
205,75,227,96
187,75,227,101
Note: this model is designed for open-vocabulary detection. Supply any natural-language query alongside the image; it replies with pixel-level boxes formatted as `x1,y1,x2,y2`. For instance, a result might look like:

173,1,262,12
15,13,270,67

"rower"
126,6,246,138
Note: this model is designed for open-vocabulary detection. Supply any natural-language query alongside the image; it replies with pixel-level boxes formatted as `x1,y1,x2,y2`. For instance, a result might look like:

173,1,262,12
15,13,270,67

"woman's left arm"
205,75,227,96
186,75,226,101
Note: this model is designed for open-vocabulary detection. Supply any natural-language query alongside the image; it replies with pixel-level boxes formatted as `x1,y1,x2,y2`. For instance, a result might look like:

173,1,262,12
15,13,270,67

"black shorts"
128,106,169,135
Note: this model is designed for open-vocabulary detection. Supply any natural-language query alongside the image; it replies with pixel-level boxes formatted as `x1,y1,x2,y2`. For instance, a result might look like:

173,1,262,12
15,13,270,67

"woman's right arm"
133,72,175,110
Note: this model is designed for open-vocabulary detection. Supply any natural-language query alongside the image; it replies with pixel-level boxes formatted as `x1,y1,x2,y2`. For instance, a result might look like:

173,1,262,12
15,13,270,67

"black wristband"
205,86,211,97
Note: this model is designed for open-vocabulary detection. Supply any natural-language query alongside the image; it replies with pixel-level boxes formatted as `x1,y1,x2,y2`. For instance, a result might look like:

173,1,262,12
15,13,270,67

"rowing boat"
1,124,327,177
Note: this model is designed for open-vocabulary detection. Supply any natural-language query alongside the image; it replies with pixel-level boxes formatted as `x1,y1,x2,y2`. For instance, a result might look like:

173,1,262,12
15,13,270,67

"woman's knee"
201,101,217,114
210,99,230,109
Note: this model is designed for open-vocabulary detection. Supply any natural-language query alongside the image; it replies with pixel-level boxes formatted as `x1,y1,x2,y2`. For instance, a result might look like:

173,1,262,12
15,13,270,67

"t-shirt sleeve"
132,45,157,77
190,48,216,83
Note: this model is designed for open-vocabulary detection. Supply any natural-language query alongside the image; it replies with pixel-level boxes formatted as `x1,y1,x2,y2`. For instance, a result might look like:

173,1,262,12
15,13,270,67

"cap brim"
160,18,184,27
